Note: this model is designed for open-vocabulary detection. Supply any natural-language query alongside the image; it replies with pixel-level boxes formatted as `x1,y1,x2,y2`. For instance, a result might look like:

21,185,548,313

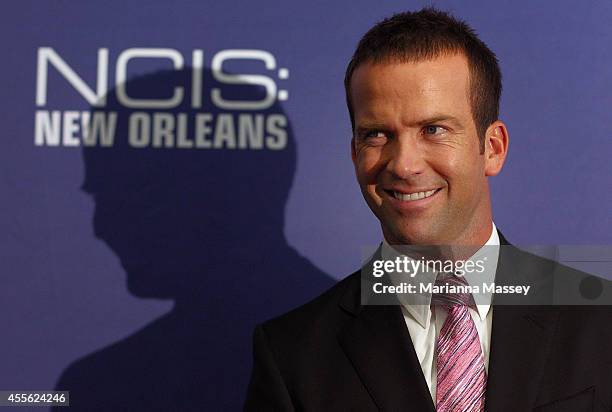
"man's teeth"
393,189,436,201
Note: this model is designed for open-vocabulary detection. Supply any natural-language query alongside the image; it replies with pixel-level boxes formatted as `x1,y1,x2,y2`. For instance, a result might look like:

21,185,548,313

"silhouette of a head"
82,67,296,298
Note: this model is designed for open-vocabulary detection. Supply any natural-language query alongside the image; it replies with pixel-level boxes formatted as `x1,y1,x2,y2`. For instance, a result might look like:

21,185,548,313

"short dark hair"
344,8,502,151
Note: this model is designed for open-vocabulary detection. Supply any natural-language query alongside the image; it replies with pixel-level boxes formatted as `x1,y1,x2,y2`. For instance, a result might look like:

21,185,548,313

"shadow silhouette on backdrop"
55,67,333,411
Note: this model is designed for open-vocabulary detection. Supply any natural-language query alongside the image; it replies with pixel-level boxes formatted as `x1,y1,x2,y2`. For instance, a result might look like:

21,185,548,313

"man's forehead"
351,54,470,91
350,55,472,121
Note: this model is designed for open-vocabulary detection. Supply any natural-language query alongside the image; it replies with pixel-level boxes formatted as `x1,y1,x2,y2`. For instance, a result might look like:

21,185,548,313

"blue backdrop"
2,0,611,410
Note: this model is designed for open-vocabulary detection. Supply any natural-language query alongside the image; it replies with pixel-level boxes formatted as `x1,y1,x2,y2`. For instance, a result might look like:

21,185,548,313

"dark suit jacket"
245,233,612,411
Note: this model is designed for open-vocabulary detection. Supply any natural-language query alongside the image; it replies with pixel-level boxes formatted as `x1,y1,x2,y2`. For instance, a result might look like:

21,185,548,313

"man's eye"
363,130,387,139
423,125,446,135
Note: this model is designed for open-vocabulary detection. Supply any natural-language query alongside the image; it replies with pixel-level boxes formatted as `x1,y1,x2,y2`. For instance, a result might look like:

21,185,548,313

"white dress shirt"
381,223,500,401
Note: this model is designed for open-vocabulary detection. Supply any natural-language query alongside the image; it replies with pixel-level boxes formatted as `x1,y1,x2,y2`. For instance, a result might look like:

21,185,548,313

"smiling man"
350,53,507,248
245,8,612,411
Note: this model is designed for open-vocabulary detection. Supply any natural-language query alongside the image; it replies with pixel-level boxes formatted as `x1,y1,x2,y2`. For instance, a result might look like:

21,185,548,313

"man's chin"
383,223,444,246
126,274,177,298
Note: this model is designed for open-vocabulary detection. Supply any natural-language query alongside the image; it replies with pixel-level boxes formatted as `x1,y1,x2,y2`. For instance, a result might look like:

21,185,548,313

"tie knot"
431,273,474,307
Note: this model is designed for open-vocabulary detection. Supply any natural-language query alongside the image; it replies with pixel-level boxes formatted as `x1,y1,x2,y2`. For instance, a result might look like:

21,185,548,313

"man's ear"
484,120,509,176
351,137,357,164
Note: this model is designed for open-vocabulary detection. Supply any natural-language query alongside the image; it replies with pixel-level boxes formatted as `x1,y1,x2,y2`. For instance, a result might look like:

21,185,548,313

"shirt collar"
381,222,500,328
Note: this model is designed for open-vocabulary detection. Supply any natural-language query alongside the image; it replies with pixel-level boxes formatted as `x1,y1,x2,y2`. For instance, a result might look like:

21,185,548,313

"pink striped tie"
433,275,487,412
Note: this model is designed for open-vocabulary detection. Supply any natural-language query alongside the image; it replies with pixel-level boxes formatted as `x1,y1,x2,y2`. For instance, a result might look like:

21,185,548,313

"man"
245,8,612,411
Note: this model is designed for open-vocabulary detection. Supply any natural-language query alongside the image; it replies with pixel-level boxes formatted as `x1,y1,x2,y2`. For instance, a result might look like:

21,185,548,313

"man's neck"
384,221,497,263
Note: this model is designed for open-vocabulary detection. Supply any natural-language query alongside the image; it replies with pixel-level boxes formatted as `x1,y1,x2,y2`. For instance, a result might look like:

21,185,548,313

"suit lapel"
485,232,560,411
337,251,435,411
338,304,436,411
485,306,559,411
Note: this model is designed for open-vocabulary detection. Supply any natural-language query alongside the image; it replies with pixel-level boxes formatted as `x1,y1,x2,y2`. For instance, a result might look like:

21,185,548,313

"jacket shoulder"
258,269,359,344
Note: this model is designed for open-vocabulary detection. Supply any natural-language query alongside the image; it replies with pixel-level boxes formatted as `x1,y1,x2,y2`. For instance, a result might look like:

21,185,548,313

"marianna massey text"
373,282,531,296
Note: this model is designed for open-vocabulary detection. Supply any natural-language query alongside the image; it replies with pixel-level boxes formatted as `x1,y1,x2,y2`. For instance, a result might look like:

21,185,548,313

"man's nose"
385,135,426,178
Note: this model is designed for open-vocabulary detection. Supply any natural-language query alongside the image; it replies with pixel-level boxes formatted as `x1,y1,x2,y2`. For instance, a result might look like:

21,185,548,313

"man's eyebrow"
412,115,463,127
355,122,388,132
355,116,463,132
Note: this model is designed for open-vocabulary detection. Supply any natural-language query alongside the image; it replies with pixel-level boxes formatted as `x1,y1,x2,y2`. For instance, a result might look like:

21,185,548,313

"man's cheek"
357,157,384,184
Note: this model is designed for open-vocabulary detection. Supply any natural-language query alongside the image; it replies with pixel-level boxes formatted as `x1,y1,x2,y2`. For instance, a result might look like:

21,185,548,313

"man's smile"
379,187,444,212
387,188,441,201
